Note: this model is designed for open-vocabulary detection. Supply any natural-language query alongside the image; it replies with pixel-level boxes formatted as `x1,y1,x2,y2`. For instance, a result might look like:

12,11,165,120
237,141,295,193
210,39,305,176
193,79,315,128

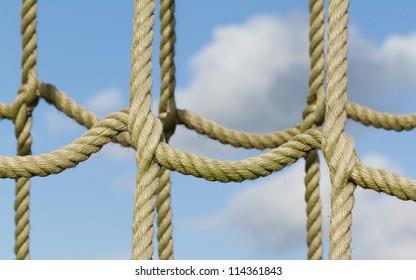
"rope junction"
1,0,416,260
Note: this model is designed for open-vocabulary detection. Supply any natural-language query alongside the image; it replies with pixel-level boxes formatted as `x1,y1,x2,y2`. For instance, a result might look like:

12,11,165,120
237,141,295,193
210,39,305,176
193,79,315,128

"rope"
302,0,325,260
347,102,416,131
40,83,131,147
177,109,301,149
1,0,416,260
0,111,127,178
14,0,40,260
155,128,322,182
129,0,163,260
156,0,177,260
323,0,356,260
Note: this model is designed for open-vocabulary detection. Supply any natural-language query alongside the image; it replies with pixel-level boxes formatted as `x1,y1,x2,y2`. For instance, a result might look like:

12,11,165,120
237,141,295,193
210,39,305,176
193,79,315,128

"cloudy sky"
1,0,416,260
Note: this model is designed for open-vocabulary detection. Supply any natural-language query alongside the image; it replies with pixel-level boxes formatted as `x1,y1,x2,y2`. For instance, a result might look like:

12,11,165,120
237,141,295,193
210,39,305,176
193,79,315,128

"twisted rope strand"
352,163,416,201
14,0,40,260
156,0,177,260
177,109,301,149
302,0,325,260
156,167,174,260
346,102,416,131
323,0,356,260
129,0,163,260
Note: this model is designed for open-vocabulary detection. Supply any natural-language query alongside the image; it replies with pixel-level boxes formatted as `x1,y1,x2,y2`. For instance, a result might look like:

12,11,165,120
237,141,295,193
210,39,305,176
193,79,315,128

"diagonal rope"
301,0,325,260
323,0,356,260
14,0,40,260
156,0,177,260
129,0,163,260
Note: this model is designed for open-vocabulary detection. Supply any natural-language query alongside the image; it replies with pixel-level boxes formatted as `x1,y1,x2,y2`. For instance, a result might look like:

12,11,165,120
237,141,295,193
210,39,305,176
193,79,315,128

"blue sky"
2,0,416,260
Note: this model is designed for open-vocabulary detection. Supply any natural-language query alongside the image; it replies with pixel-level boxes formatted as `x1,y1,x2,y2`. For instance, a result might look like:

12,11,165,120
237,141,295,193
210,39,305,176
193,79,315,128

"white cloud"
348,27,416,109
176,14,309,133
195,161,310,257
173,13,416,153
85,88,124,117
192,152,416,259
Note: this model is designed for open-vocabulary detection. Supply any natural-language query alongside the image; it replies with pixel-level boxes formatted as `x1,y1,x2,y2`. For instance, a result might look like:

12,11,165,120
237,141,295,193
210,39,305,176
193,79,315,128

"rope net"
1,0,416,260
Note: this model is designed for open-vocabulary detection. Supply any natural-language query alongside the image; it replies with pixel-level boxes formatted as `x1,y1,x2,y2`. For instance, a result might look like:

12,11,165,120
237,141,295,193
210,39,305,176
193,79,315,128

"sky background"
1,0,416,260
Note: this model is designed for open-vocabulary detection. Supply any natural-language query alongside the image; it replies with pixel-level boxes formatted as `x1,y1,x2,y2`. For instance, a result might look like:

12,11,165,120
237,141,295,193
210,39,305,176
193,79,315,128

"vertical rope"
302,0,325,260
156,0,177,260
156,168,174,260
323,0,356,260
158,0,177,140
14,0,39,260
129,0,163,260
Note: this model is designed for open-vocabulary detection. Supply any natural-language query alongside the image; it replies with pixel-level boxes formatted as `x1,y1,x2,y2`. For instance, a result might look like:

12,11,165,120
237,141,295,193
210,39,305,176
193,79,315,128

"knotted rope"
129,0,163,260
1,0,416,260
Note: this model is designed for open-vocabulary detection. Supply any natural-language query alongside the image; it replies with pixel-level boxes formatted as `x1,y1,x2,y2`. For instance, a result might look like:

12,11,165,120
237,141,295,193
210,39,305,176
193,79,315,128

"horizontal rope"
351,162,416,201
155,128,322,182
4,88,416,137
177,109,301,150
346,102,416,131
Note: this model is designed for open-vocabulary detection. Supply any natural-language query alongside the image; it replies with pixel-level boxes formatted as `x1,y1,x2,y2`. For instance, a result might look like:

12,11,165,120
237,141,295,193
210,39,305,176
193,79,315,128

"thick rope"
156,128,322,182
177,109,301,149
1,0,416,261
323,0,356,260
0,111,127,178
129,0,163,260
0,116,415,205
352,162,416,201
14,0,40,260
156,0,177,260
302,0,325,260
347,102,416,131
156,168,174,260
40,83,131,147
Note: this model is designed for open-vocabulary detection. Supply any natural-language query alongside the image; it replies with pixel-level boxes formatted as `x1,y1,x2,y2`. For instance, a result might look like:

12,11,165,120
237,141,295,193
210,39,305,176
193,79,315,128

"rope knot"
13,78,40,121
158,105,176,140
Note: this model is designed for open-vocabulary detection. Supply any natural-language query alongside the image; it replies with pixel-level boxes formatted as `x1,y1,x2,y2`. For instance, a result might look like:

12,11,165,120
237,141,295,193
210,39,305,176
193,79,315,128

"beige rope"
177,109,301,149
0,111,127,178
156,168,174,260
14,0,40,260
129,0,162,260
302,0,325,260
1,0,416,260
156,0,176,260
155,128,322,182
40,83,131,147
352,163,416,201
346,102,416,131
323,0,356,260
